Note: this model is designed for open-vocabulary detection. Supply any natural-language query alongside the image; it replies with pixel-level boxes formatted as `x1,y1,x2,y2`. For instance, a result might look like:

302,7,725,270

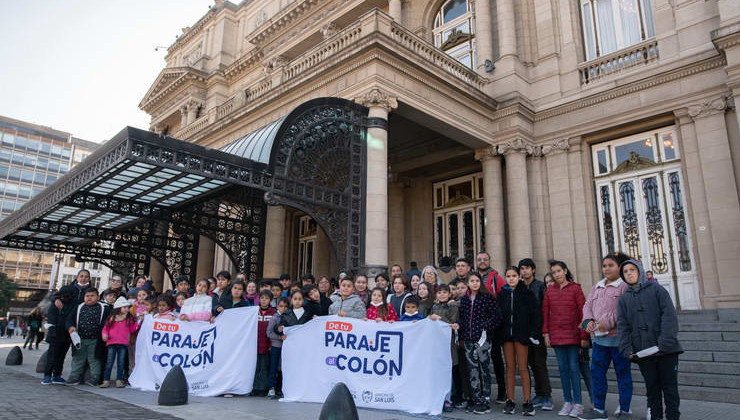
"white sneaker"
569,404,584,418
267,388,276,398
646,407,651,420
558,402,573,416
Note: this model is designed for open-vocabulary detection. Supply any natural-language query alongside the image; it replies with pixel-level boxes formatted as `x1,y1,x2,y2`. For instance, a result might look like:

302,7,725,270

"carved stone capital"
354,88,398,112
541,138,571,156
474,146,501,161
497,138,536,156
262,55,287,75
320,23,339,39
687,96,728,120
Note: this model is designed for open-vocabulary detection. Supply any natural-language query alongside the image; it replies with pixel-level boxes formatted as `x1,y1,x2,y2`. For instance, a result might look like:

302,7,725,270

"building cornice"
712,22,740,51
139,67,208,113
247,0,321,48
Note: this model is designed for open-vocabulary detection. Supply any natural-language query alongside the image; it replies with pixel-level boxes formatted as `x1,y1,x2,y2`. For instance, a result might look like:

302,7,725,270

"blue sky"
0,0,214,142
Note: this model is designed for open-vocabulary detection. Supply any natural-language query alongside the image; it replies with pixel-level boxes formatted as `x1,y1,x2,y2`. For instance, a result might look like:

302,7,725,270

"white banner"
281,316,451,415
129,307,258,397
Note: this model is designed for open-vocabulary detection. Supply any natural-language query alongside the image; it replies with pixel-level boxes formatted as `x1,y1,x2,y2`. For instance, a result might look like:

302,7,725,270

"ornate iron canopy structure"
0,98,370,287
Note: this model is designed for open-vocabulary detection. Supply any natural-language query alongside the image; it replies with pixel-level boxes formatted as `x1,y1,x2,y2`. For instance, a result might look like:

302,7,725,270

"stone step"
677,310,720,322
679,322,740,332
682,340,740,352
678,330,740,341
544,356,740,375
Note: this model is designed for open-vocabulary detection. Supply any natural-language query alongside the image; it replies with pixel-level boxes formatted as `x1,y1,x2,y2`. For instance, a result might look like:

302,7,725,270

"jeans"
44,340,71,377
592,343,632,412
528,340,552,398
638,353,680,420
23,328,38,348
104,345,128,381
553,345,582,404
267,346,281,390
580,347,594,404
464,339,492,405
69,338,101,383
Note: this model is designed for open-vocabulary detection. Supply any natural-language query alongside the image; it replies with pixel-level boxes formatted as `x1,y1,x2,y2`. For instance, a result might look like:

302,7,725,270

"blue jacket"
399,312,425,322
617,259,682,359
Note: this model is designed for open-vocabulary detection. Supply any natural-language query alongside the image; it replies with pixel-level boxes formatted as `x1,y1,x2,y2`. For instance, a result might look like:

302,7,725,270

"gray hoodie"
617,259,682,359
328,294,367,319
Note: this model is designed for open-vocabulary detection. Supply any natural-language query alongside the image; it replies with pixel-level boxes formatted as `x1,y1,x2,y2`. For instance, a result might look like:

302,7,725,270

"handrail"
579,39,659,85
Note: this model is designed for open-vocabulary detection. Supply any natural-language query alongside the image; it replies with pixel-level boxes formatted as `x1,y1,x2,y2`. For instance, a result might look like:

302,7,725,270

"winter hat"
113,296,131,309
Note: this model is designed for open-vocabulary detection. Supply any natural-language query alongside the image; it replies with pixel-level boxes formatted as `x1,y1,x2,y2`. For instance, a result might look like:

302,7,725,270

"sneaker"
473,403,491,414
52,377,67,385
646,408,651,420
443,401,453,413
496,393,508,404
532,396,543,408
99,381,110,388
41,376,52,385
267,388,276,398
615,412,633,420
86,380,99,387
453,400,468,409
522,402,536,416
578,408,608,420
542,397,554,411
502,400,516,414
569,404,584,418
116,380,125,388
558,402,573,416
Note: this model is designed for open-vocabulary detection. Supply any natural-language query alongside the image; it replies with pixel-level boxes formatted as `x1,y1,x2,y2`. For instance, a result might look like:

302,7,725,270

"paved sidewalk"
0,337,734,420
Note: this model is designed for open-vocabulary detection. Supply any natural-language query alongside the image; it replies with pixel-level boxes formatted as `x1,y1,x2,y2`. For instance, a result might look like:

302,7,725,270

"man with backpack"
476,251,507,405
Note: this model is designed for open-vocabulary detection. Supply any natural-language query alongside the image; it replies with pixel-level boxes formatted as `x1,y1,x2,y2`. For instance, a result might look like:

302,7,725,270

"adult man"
407,261,422,279
70,269,93,305
474,252,506,404
454,257,472,282
519,258,553,411
390,264,403,279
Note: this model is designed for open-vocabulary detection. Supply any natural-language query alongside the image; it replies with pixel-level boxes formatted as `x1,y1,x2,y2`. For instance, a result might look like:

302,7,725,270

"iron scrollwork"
642,177,668,274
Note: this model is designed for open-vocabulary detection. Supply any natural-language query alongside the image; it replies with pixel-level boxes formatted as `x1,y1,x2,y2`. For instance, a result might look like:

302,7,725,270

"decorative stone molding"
474,146,500,161
497,138,536,156
687,96,728,120
541,138,571,156
353,88,398,112
321,23,339,39
712,22,740,51
262,55,287,75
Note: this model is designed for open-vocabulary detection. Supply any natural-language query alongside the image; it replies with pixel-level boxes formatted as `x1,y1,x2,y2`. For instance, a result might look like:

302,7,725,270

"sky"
0,0,215,143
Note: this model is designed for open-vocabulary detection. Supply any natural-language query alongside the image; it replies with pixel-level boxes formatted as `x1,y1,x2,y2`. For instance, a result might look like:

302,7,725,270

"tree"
0,272,18,315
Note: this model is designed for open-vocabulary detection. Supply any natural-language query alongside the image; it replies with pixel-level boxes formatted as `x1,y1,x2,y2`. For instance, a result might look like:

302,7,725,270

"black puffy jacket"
497,281,539,345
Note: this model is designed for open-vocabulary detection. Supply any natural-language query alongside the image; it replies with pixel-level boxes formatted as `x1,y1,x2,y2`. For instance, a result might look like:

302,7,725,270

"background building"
0,115,107,315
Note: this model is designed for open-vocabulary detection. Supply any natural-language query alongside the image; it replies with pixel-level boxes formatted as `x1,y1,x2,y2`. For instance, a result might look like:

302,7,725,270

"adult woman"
421,265,440,286
542,260,588,418
317,276,333,297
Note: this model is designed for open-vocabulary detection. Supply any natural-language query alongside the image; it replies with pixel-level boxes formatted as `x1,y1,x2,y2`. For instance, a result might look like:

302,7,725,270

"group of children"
37,252,682,420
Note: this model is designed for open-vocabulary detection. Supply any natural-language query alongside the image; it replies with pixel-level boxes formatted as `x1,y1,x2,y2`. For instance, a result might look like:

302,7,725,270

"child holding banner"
254,290,277,396
328,278,367,319
365,287,398,322
180,279,216,322
458,273,501,415
387,275,412,317
276,290,312,338
430,283,459,413
399,296,425,321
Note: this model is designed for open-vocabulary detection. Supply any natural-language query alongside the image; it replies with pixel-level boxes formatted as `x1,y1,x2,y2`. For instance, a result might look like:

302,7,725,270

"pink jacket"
102,318,140,346
582,278,628,338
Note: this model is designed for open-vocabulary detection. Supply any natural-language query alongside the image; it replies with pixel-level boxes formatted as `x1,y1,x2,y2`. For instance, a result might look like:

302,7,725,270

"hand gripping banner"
129,307,258,397
281,316,452,415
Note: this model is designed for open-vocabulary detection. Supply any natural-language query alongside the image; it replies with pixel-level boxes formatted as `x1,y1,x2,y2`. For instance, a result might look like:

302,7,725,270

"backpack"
485,270,505,297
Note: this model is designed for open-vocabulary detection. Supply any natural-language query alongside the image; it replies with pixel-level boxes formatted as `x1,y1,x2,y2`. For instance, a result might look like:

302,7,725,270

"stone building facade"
140,0,740,310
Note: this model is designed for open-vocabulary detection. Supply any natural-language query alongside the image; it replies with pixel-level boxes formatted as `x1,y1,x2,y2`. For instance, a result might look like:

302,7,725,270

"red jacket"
542,281,588,346
366,303,398,321
258,306,277,354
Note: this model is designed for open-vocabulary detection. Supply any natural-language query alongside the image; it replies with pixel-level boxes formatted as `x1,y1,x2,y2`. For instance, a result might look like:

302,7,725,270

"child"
266,297,289,399
454,278,468,299
101,297,140,388
580,252,633,420
374,273,391,296
174,292,188,315
303,285,329,318
328,277,367,318
216,281,250,313
430,284,459,412
498,266,538,416
153,294,176,320
254,290,277,396
354,275,370,307
387,275,411,317
618,260,682,420
131,288,151,319
271,281,283,307
259,279,272,293
245,280,259,306
172,277,192,297
417,281,436,316
276,290,312,337
65,288,111,386
101,289,118,307
179,279,215,322
542,260,588,418
365,287,398,322
399,296,425,321
458,273,500,414
410,274,421,295
42,286,75,385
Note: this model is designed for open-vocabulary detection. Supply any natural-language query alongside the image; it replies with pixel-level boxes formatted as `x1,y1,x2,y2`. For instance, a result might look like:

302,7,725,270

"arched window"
433,0,476,69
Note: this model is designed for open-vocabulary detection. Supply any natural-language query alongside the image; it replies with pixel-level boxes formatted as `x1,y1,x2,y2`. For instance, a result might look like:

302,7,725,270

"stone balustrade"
579,39,659,85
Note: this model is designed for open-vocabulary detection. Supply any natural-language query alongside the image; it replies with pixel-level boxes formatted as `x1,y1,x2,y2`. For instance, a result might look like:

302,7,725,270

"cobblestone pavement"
0,338,735,420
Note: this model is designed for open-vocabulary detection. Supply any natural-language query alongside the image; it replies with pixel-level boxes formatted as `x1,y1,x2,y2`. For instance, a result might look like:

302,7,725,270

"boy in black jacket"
42,286,76,385
65,287,111,386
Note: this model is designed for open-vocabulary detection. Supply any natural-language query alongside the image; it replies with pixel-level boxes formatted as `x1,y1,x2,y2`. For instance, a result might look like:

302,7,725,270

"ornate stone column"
388,177,406,268
263,205,287,278
476,147,507,272
496,0,517,58
473,0,494,74
683,96,740,307
354,88,398,277
499,138,534,263
543,139,577,268
389,0,402,23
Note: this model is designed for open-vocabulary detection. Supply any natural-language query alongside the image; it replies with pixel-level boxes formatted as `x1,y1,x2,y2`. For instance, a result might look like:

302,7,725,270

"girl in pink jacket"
101,297,141,388
581,252,633,419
